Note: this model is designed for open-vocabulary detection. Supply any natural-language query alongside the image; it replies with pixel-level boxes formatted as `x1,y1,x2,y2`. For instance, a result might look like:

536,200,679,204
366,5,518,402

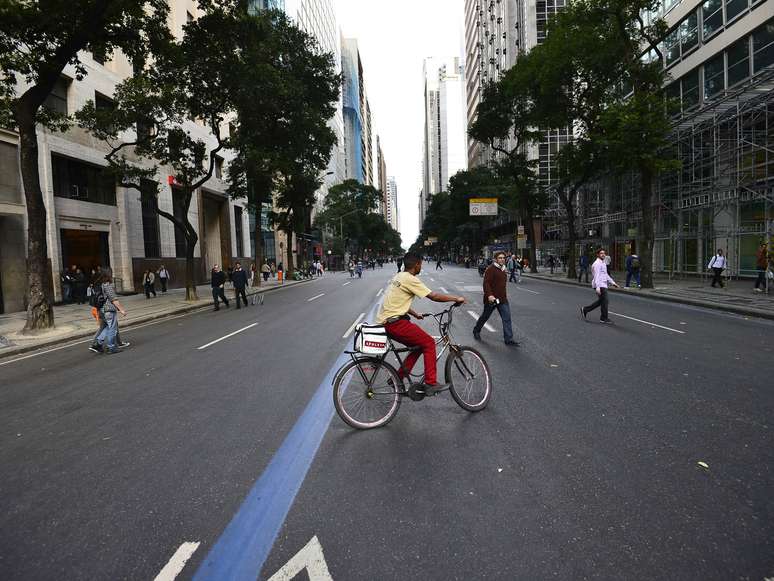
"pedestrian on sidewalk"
580,248,619,324
754,242,768,292
143,270,157,298
61,267,74,304
211,264,229,311
578,254,590,283
348,260,355,277
261,261,271,282
473,251,518,345
73,268,87,304
396,257,403,272
625,252,641,288
93,272,127,354
708,249,727,288
507,253,519,283
157,265,170,293
547,255,556,275
436,256,443,270
232,261,249,308
604,252,612,274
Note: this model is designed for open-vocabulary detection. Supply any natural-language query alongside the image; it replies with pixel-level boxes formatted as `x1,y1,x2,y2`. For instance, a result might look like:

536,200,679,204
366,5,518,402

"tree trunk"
17,108,55,333
253,204,264,287
285,227,295,274
184,233,198,301
561,192,578,280
527,211,538,273
639,165,656,289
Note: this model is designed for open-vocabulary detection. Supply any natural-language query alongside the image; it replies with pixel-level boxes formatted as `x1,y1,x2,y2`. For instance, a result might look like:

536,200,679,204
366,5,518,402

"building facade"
386,177,399,231
421,56,469,227
0,2,252,314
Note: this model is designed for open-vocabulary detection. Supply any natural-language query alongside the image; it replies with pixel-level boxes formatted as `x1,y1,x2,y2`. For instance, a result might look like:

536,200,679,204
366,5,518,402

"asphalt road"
1,265,772,580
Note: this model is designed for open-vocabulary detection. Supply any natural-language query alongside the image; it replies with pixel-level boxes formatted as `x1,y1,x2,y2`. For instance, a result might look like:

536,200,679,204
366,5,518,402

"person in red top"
472,251,517,345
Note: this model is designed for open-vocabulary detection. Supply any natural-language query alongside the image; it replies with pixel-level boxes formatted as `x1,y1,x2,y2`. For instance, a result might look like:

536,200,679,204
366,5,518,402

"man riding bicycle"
377,253,465,394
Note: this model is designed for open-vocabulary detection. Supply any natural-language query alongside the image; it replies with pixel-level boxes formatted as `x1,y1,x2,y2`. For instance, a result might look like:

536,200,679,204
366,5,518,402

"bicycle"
332,304,492,430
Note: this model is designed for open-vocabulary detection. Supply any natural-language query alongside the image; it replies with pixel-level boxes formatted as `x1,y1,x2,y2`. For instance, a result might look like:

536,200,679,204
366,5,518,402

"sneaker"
105,349,121,355
600,319,614,324
504,340,519,346
88,343,103,353
418,382,449,394
118,341,130,348
754,288,763,293
579,306,587,321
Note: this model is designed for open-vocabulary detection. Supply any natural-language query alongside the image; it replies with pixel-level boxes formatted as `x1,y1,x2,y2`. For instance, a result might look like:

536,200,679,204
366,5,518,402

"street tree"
0,0,170,332
469,80,546,272
224,7,340,284
77,8,242,301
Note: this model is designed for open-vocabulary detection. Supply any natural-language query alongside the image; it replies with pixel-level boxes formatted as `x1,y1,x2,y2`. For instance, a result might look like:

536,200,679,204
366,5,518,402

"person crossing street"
472,251,518,345
580,248,619,324
211,265,230,311
232,262,249,309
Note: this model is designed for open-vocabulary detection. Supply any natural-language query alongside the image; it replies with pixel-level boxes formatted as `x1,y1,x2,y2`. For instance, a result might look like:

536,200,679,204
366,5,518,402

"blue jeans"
97,311,118,351
473,301,514,342
625,270,641,287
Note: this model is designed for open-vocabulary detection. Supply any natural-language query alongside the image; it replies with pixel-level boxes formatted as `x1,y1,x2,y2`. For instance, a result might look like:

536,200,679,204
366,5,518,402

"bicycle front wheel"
445,346,492,411
333,358,402,429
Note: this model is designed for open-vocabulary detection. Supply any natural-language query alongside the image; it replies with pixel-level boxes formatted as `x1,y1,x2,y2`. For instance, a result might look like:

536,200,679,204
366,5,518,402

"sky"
336,0,465,248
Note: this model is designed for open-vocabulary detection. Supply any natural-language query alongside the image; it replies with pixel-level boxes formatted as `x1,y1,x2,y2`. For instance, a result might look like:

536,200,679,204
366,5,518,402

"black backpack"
89,284,106,309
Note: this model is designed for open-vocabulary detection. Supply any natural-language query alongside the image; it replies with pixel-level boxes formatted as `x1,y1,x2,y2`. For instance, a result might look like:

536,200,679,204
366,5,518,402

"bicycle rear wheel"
333,357,402,429
445,346,492,411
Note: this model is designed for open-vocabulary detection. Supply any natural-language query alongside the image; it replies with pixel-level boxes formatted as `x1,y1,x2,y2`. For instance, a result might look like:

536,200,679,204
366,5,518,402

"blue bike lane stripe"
193,300,382,581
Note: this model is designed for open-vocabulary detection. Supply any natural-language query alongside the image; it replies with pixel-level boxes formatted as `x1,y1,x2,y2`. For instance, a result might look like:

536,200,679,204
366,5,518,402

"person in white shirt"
708,249,727,288
580,248,619,324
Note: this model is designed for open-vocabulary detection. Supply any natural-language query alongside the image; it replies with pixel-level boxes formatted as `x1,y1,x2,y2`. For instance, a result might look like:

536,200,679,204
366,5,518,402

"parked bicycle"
333,304,492,429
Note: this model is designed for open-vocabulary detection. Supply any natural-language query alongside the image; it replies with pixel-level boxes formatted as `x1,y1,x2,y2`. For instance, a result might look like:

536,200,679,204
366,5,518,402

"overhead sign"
517,225,525,236
469,198,498,216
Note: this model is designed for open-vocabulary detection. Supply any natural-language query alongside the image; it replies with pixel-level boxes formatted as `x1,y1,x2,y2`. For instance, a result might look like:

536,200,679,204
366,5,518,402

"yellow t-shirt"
376,272,432,323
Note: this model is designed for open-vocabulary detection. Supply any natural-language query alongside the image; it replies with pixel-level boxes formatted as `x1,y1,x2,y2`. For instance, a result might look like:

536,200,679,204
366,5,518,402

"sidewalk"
523,269,774,320
0,278,314,359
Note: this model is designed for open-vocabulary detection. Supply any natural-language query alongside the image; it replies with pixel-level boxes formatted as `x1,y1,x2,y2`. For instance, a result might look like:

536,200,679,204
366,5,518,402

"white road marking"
342,313,366,339
197,323,258,350
467,310,496,332
268,536,332,581
440,287,448,293
376,288,383,296
608,311,686,334
429,277,435,282
342,282,351,286
517,287,540,294
154,542,200,581
307,293,325,302
454,281,464,284
0,309,209,367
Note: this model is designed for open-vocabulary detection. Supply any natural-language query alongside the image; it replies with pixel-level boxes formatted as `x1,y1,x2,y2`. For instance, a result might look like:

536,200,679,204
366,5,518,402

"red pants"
384,319,437,384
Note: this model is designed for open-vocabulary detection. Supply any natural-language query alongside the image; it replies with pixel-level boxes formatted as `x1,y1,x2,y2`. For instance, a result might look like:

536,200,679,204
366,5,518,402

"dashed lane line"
197,323,258,350
467,310,496,332
342,313,366,339
154,542,201,581
517,287,540,294
307,293,325,302
342,282,351,286
376,288,383,297
440,287,449,293
609,311,686,334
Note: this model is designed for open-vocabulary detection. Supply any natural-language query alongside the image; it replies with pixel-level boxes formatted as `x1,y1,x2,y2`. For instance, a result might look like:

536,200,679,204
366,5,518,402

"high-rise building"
342,38,365,183
463,0,520,168
377,136,388,215
421,56,468,224
386,177,399,231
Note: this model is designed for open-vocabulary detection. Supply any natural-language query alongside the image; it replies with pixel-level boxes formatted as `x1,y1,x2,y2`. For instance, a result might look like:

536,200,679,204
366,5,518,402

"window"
95,92,115,112
725,0,747,23
171,187,188,258
51,155,116,205
43,77,70,115
665,29,681,66
753,20,774,74
703,53,725,100
682,68,700,110
140,179,161,258
702,0,723,40
680,12,699,54
665,81,682,113
214,155,224,179
234,206,244,257
727,37,750,87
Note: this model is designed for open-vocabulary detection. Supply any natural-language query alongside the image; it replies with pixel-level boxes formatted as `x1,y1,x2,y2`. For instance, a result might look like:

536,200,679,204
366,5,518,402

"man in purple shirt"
580,248,619,324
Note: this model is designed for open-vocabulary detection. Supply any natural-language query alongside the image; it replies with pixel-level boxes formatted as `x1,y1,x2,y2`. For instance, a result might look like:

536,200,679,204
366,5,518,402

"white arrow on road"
267,536,332,581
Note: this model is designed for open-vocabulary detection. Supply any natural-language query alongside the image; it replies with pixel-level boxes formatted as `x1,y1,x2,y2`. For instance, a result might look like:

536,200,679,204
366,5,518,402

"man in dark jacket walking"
472,251,517,345
211,264,229,311
232,262,249,308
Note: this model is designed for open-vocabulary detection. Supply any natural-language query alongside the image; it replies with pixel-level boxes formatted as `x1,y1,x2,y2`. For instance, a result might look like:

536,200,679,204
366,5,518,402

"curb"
522,274,774,322
0,278,315,362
